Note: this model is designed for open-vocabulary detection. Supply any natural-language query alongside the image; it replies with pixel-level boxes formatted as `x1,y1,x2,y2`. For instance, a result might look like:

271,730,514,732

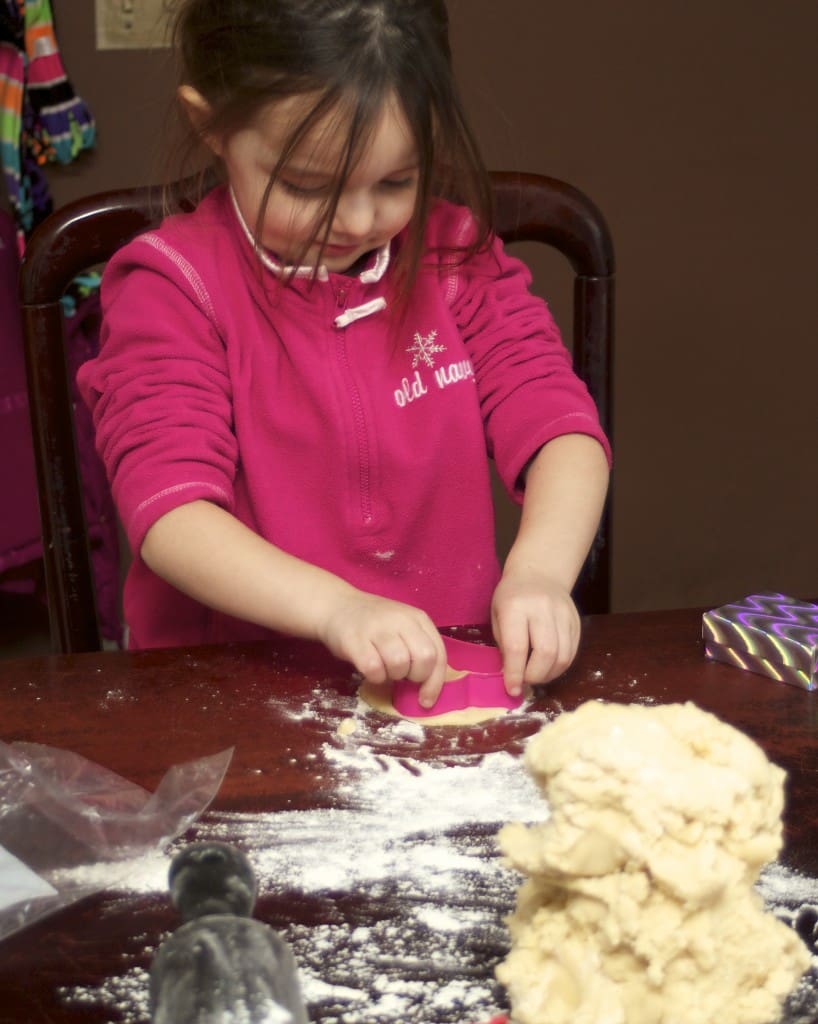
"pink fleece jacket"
78,186,610,649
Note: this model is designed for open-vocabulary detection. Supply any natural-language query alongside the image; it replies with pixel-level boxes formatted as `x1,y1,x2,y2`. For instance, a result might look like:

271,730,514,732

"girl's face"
190,90,420,273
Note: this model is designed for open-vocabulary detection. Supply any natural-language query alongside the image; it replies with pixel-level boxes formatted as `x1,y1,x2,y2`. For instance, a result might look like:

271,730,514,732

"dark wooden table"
0,608,815,1023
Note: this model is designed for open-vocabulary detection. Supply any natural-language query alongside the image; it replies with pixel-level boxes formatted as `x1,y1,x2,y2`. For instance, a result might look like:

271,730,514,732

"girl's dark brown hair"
169,0,494,296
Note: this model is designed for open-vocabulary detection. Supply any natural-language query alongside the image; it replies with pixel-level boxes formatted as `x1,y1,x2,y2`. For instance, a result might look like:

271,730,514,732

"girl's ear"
177,85,222,155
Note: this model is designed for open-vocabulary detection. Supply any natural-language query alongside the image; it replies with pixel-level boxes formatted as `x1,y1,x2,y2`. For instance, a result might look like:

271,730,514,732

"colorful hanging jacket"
0,0,95,251
0,1,119,642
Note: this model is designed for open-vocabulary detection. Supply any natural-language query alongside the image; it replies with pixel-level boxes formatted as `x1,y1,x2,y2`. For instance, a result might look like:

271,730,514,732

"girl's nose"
333,191,374,239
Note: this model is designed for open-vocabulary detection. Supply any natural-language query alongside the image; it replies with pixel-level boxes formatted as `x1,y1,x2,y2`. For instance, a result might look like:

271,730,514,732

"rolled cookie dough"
496,700,810,1024
359,671,519,727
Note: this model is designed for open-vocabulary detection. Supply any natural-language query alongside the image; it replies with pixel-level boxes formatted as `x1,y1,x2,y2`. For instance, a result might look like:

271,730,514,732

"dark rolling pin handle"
150,842,309,1024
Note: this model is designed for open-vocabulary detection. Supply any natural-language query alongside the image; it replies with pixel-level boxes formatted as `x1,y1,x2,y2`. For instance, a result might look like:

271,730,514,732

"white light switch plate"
95,0,171,50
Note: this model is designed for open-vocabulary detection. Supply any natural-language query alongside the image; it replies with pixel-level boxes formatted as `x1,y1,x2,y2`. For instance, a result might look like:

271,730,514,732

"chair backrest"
20,171,614,653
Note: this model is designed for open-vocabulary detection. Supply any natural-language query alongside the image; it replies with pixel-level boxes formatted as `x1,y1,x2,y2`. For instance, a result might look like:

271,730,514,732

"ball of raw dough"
496,700,810,1024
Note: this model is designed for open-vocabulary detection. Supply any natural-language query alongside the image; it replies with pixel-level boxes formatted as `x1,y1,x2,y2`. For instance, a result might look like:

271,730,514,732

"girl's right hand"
317,592,448,708
141,502,448,703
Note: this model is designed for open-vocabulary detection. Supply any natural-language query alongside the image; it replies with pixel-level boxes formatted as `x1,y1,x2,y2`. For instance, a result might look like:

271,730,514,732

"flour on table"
59,745,545,1023
52,704,817,1024
496,700,812,1024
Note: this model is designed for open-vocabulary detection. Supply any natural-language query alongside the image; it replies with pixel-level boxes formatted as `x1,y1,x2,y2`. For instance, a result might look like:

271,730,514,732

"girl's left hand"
490,569,580,695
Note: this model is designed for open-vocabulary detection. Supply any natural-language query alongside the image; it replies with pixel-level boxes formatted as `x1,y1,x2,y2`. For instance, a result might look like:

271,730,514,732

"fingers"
355,636,413,686
355,627,444,690
493,615,528,696
493,595,580,692
414,632,448,708
374,625,447,709
526,608,579,683
328,597,448,707
402,630,445,688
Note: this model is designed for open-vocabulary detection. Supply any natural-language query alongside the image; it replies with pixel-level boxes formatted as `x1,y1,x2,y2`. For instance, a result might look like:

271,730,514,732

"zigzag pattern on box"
703,592,818,691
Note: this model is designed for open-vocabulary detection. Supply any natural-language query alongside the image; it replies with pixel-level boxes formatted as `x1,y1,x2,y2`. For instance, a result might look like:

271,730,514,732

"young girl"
78,0,610,709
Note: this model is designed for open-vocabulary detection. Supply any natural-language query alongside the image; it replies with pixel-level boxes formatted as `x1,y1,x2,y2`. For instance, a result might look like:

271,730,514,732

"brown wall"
45,0,818,612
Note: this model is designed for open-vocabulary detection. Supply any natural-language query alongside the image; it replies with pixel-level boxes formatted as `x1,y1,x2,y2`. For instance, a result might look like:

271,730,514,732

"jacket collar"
229,187,391,285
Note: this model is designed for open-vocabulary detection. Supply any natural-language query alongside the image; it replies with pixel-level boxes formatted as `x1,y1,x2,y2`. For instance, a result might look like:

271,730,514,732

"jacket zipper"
334,285,374,525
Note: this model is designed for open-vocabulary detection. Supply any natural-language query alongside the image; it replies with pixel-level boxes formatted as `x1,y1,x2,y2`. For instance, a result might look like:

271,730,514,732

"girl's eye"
381,177,415,191
280,179,331,199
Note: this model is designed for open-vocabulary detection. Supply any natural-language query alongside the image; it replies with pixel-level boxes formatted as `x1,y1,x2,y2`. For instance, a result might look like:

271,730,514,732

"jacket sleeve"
442,207,612,501
76,232,238,558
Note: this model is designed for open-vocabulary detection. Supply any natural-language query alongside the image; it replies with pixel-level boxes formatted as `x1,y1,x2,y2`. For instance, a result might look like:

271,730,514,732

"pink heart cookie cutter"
391,635,523,718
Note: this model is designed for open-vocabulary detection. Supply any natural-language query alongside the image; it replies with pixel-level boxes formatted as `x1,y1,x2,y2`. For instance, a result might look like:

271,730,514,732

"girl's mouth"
323,241,362,256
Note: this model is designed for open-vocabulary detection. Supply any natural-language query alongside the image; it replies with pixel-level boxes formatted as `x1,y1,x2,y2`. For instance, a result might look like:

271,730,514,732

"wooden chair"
20,171,614,653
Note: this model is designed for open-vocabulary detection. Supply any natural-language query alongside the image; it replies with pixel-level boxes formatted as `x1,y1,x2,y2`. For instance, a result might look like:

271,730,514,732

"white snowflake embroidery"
406,330,446,369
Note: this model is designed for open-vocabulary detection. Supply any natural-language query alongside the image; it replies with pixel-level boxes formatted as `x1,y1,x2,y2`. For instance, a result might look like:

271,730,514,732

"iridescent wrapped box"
702,592,818,691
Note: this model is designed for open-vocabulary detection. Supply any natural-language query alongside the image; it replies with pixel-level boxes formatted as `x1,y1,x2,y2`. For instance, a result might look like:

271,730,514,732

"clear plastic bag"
0,740,233,941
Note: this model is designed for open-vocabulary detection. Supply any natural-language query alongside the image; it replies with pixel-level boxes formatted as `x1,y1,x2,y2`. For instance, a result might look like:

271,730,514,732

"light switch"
95,0,171,50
